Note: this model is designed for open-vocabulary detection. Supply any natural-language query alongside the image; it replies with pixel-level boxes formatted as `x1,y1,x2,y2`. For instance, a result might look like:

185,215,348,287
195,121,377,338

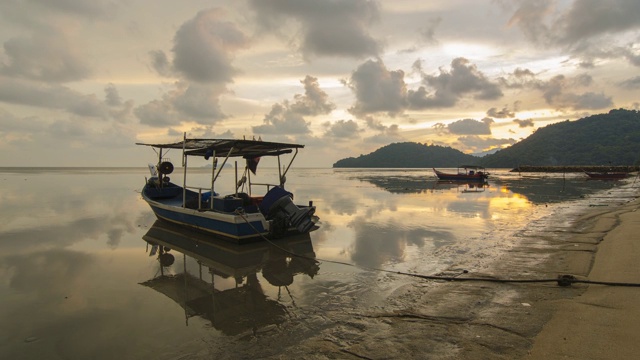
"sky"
1,0,639,167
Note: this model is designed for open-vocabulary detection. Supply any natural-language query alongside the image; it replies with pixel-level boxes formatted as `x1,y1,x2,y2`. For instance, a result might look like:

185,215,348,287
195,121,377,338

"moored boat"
584,171,628,180
433,165,489,182
137,135,319,243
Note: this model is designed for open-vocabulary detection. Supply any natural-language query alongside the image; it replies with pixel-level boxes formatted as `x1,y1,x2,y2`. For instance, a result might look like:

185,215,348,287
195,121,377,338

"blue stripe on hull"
149,204,267,240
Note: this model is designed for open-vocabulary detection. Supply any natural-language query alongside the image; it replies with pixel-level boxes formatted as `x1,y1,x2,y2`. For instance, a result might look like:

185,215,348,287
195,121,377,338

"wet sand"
275,193,640,359
230,195,639,360
528,198,640,359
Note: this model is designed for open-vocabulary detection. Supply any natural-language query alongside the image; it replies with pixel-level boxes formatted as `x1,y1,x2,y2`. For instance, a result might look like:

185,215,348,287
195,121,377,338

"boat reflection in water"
140,220,319,335
434,180,489,193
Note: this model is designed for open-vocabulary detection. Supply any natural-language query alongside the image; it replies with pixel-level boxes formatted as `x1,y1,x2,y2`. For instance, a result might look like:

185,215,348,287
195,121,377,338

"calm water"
0,167,637,359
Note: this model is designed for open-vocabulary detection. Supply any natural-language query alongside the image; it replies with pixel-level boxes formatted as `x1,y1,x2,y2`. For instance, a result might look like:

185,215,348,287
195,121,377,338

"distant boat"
433,165,489,182
583,171,628,180
137,135,319,244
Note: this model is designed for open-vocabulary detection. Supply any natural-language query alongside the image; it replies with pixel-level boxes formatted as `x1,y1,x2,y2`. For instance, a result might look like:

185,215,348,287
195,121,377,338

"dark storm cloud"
1,28,91,83
447,118,494,135
323,119,360,139
347,59,407,117
487,106,515,118
253,76,335,134
170,8,248,84
104,84,122,107
513,118,535,127
408,58,503,109
248,0,381,59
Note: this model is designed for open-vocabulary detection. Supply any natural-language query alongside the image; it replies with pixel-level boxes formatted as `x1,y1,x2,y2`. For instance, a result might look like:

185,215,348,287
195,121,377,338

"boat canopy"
458,165,485,169
136,139,304,159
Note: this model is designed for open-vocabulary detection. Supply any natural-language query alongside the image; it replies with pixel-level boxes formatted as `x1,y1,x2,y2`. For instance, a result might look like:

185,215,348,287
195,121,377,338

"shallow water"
0,167,637,359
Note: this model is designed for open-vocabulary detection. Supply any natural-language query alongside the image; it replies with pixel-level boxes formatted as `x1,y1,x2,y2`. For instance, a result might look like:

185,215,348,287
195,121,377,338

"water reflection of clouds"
1,249,94,300
0,211,153,255
0,175,155,253
349,217,455,269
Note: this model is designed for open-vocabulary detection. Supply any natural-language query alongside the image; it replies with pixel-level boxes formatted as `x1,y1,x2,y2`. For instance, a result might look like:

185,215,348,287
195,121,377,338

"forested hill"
332,142,479,168
332,109,640,168
480,109,640,167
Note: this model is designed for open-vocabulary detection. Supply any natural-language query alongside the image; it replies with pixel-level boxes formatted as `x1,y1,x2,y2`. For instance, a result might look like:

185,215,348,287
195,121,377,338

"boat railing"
184,185,208,209
249,182,278,194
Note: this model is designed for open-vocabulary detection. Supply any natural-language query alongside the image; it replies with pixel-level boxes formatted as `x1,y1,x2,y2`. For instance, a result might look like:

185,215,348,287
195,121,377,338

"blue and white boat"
137,136,318,244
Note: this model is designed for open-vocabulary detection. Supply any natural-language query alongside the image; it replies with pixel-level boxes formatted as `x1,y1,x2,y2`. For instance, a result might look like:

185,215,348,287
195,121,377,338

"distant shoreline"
510,165,639,173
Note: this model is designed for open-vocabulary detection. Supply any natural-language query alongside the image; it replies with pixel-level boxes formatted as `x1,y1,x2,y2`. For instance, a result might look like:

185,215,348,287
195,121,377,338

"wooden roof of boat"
136,138,304,158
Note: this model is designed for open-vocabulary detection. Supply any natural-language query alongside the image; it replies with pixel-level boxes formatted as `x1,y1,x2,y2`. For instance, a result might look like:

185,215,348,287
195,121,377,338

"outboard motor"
260,186,316,234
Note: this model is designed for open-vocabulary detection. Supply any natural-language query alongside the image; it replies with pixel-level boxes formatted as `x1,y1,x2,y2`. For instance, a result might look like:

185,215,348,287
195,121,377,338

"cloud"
418,16,442,45
498,68,537,89
362,116,403,144
134,82,227,127
447,118,494,135
568,92,614,110
291,75,336,115
553,0,640,45
134,98,178,128
408,58,503,109
487,106,515,118
536,74,613,110
619,76,640,89
149,50,173,77
456,135,516,151
25,0,118,19
363,125,403,144
252,103,311,134
323,119,360,139
253,75,334,134
248,0,381,59
499,69,613,110
347,59,407,117
0,76,133,120
504,0,640,67
513,118,535,127
162,8,248,84
0,27,91,83
173,83,227,119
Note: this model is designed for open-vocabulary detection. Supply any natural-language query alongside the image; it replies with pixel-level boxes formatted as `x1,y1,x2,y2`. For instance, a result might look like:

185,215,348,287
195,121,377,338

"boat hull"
584,172,628,180
141,184,313,244
433,169,488,182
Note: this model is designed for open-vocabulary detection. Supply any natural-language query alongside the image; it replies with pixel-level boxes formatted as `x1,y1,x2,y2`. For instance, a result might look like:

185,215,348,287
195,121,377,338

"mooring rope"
234,209,640,288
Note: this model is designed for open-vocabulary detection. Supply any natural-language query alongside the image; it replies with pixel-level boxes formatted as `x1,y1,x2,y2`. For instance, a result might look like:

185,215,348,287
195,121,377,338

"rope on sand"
235,210,640,288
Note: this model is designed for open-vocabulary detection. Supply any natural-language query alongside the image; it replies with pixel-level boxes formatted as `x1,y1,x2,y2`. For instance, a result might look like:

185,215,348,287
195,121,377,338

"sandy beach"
528,198,640,359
